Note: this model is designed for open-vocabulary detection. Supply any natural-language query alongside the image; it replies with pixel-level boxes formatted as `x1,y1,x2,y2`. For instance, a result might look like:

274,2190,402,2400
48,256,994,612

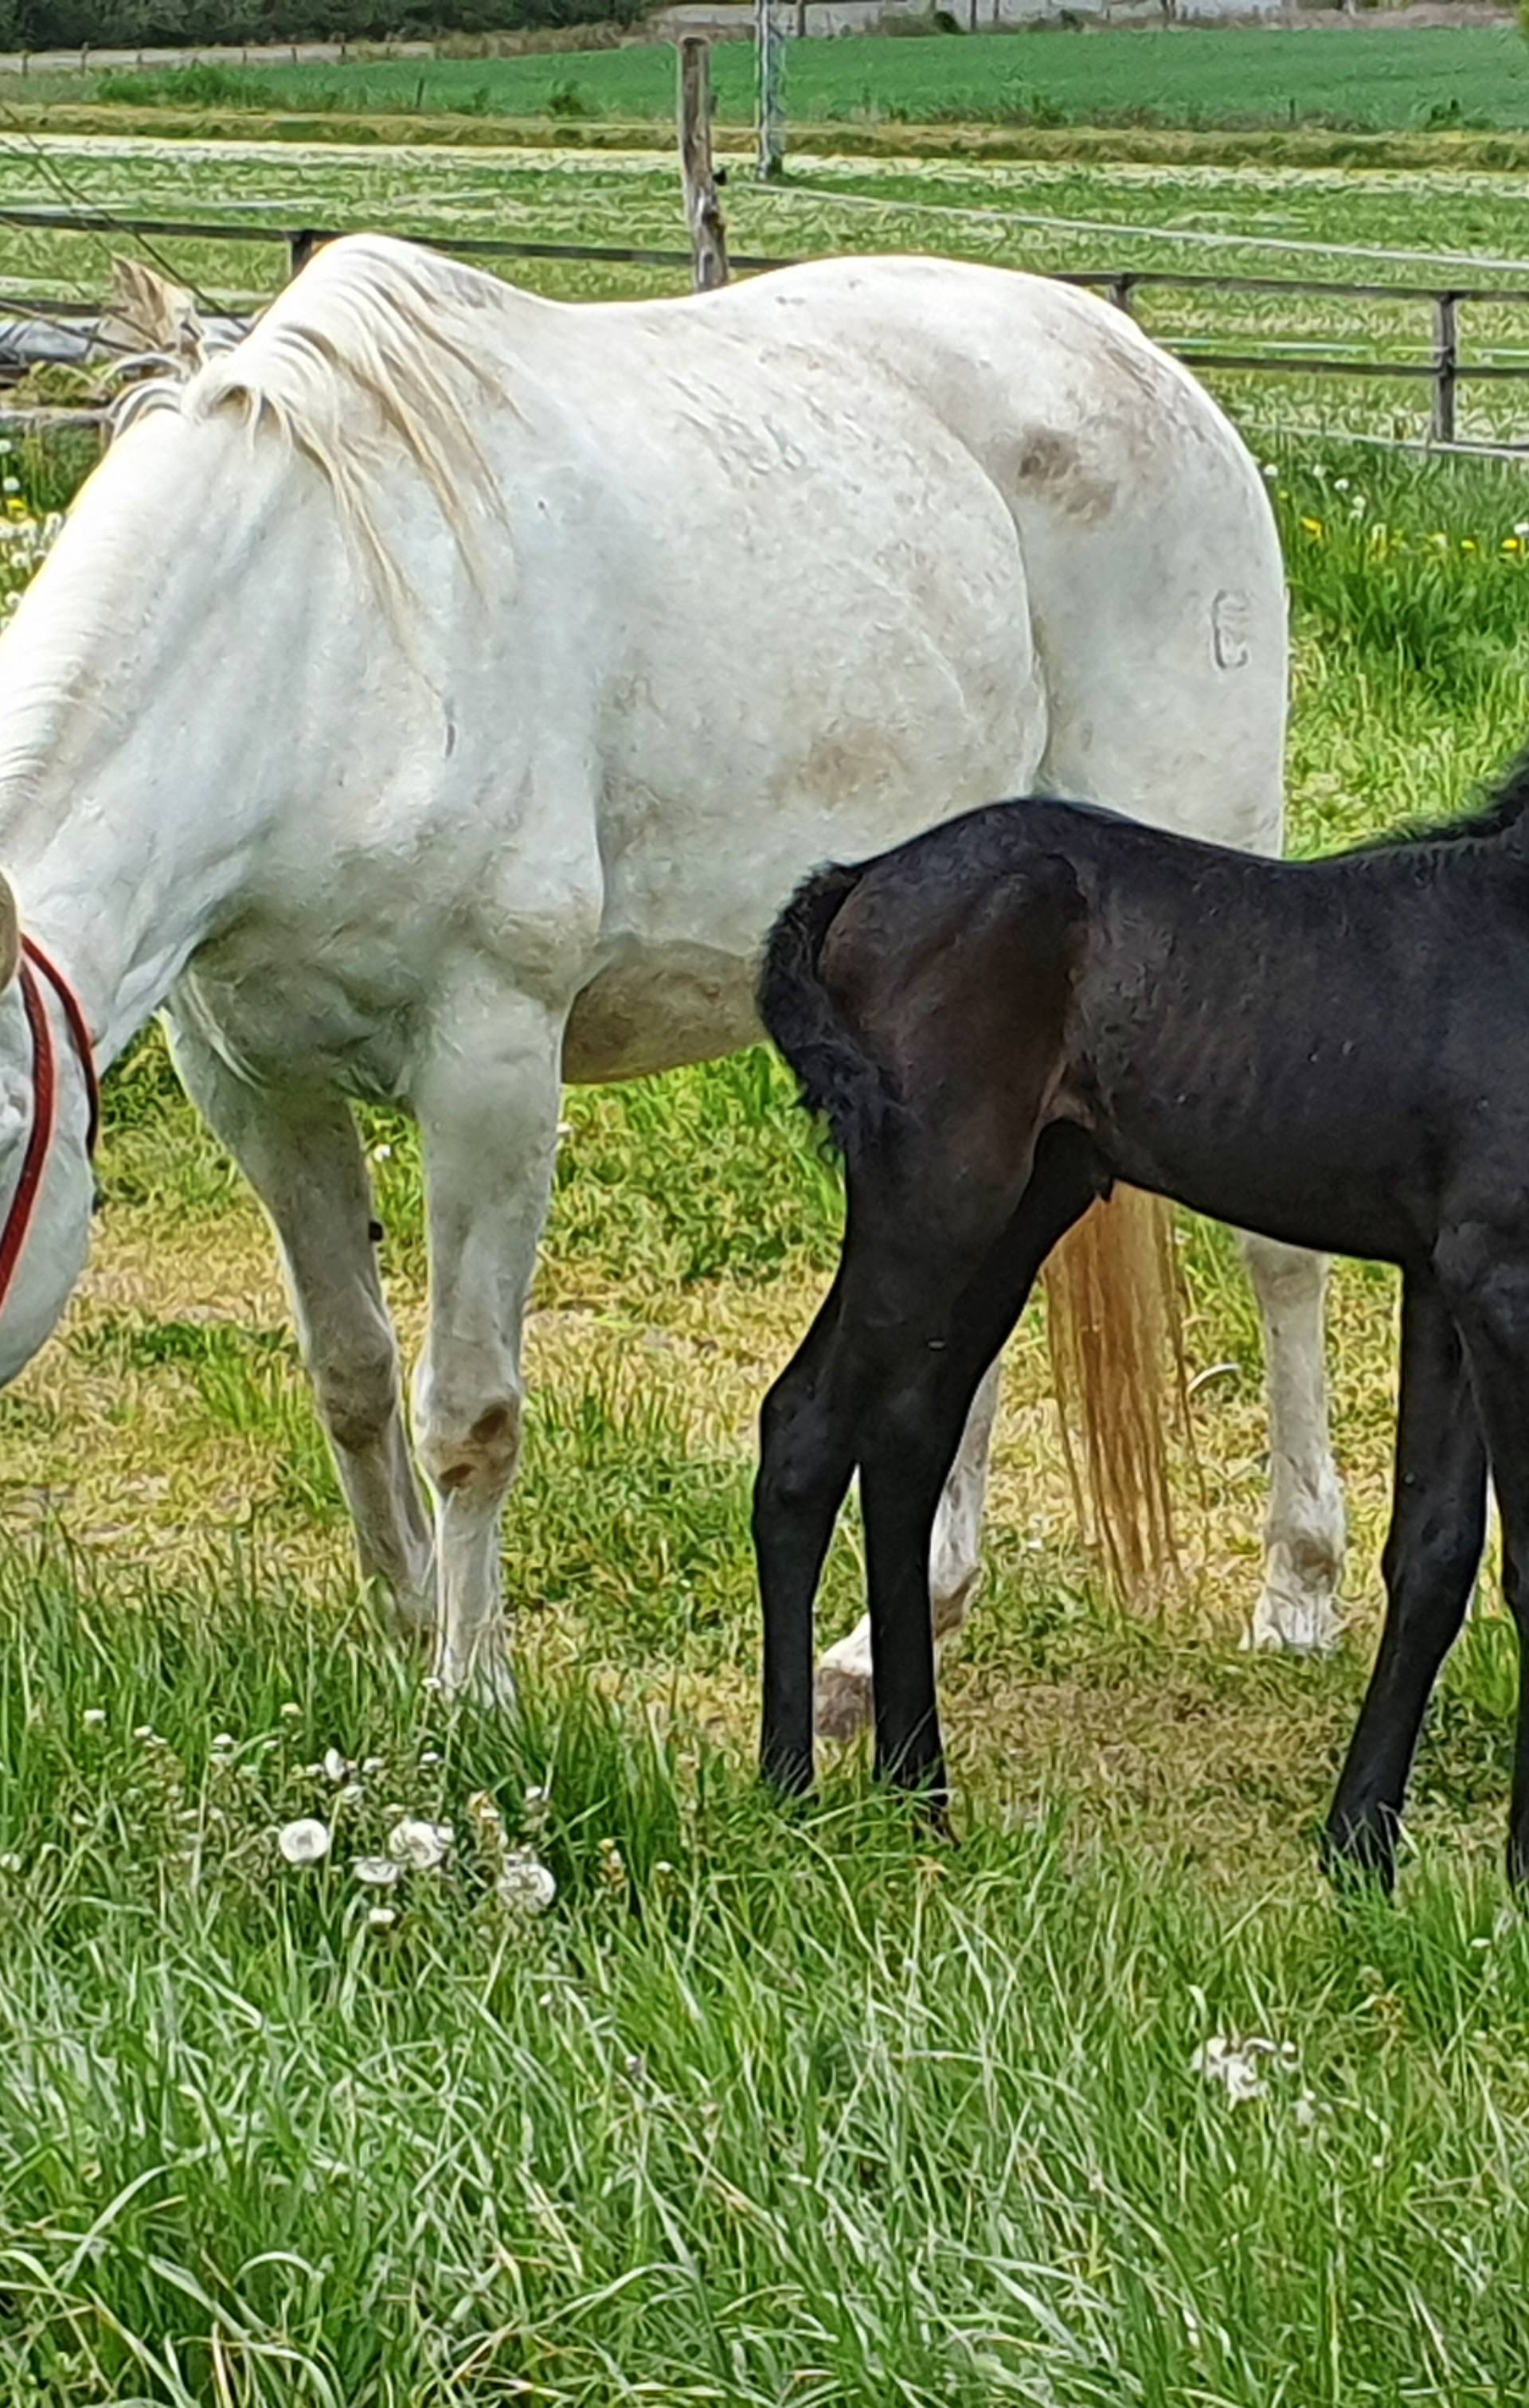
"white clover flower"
419,1747,442,1768
322,1746,350,1784
1191,2031,1296,2107
81,1708,107,1730
367,1905,397,1931
280,1701,302,1720
370,1141,393,1163
496,1849,556,1914
277,1817,331,1867
354,1855,402,1887
1191,2035,1262,2103
2,478,19,496
212,1730,236,1753
0,1851,23,1874
388,1816,452,1871
1261,461,1278,479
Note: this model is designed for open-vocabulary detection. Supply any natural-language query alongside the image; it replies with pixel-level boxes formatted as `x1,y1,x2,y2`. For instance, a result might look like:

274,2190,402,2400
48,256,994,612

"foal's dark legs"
1436,1248,1529,1886
756,1129,1101,1800
757,1140,1097,1798
854,1143,1103,1796
754,1268,859,1795
1324,1272,1486,1889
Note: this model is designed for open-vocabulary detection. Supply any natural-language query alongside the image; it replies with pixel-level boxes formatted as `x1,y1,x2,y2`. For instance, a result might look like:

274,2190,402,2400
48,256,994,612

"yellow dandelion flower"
1299,516,1324,538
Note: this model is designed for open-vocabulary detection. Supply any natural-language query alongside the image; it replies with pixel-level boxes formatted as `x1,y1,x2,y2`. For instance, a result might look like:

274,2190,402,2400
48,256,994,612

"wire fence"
0,201,1525,455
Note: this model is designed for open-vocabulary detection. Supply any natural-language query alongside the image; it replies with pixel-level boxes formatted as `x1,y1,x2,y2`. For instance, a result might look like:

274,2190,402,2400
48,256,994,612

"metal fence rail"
1,203,1526,452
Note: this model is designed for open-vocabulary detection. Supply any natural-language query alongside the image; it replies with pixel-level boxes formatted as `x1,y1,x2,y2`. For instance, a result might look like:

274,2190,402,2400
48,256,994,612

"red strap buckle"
0,937,100,1316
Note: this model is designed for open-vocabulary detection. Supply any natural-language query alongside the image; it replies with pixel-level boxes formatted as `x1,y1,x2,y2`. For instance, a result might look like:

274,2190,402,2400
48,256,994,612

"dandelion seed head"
277,1817,331,1867
388,1816,452,1871
496,1850,557,1914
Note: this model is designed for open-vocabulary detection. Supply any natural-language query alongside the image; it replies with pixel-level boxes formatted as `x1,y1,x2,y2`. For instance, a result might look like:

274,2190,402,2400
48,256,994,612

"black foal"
753,766,1529,1887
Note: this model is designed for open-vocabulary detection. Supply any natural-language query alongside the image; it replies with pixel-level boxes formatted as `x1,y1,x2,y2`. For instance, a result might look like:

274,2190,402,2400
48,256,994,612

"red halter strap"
0,936,100,1315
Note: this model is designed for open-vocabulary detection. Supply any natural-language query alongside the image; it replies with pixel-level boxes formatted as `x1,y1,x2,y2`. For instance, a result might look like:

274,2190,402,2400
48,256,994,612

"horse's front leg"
1238,1231,1346,1654
411,987,567,1707
165,1014,435,1631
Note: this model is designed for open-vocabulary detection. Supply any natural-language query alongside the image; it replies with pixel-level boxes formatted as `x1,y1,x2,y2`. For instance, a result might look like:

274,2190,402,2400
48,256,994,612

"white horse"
0,236,1343,1710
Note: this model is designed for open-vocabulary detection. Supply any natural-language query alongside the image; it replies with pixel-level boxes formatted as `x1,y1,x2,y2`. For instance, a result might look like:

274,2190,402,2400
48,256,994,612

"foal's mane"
115,234,507,608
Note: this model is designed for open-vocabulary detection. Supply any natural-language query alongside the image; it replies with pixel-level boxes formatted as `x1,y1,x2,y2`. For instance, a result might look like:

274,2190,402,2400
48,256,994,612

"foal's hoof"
814,1657,874,1744
1320,1815,1397,1897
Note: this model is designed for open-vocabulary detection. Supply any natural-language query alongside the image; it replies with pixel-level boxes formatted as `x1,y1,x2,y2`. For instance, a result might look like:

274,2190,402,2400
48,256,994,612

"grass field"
74,23,1529,136
2,407,1529,2394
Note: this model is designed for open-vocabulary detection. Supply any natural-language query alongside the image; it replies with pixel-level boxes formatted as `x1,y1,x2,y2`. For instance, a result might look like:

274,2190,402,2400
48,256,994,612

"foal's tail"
759,863,1185,1600
757,861,900,1161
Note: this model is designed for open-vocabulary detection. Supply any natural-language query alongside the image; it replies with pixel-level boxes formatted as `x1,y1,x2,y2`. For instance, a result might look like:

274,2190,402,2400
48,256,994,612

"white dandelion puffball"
354,1856,402,1888
388,1816,453,1871
81,1708,107,1730
368,1906,398,1931
497,1851,557,1915
278,1817,332,1867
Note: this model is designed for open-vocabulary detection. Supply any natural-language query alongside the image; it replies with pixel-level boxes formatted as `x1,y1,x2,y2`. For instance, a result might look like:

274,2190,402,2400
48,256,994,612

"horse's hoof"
815,1657,874,1743
1242,1586,1343,1657
388,1593,436,1647
434,1647,518,1714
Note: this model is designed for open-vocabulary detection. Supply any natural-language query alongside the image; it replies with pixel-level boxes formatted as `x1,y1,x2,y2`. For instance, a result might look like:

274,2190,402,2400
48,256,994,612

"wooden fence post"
677,37,729,293
287,229,326,281
1433,291,1459,447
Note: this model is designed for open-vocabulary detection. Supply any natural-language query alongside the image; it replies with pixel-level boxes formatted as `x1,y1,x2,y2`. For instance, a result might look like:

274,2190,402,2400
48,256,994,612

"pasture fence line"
0,202,1527,456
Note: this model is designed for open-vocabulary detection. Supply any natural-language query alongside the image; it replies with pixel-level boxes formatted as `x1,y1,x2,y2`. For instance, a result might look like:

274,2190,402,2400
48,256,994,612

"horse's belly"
562,941,758,1082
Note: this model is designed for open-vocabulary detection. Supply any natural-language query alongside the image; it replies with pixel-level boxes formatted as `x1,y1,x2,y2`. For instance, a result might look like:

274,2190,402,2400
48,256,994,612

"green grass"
76,24,1529,135
3,422,1529,2397
7,1556,1529,2406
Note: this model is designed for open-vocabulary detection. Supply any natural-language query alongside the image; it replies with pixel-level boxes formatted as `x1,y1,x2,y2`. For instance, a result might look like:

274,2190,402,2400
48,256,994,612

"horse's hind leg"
814,1359,1001,1745
1325,1272,1485,1889
1238,1232,1346,1654
164,1013,435,1631
761,1130,1101,1796
852,1138,1101,1794
1434,1239,1529,1886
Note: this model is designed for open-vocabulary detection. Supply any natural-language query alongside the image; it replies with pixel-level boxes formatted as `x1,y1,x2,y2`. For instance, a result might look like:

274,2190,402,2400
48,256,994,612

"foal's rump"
761,815,1086,1202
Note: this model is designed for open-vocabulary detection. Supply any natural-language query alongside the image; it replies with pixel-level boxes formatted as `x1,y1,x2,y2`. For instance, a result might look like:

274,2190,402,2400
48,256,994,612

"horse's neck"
0,420,345,1069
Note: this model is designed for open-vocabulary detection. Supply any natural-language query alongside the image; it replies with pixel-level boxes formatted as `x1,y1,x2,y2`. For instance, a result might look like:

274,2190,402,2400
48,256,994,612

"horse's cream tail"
1043,1188,1189,1601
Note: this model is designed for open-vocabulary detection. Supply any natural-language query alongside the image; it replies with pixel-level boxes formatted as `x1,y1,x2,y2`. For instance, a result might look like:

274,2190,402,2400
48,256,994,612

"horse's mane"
115,234,508,609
